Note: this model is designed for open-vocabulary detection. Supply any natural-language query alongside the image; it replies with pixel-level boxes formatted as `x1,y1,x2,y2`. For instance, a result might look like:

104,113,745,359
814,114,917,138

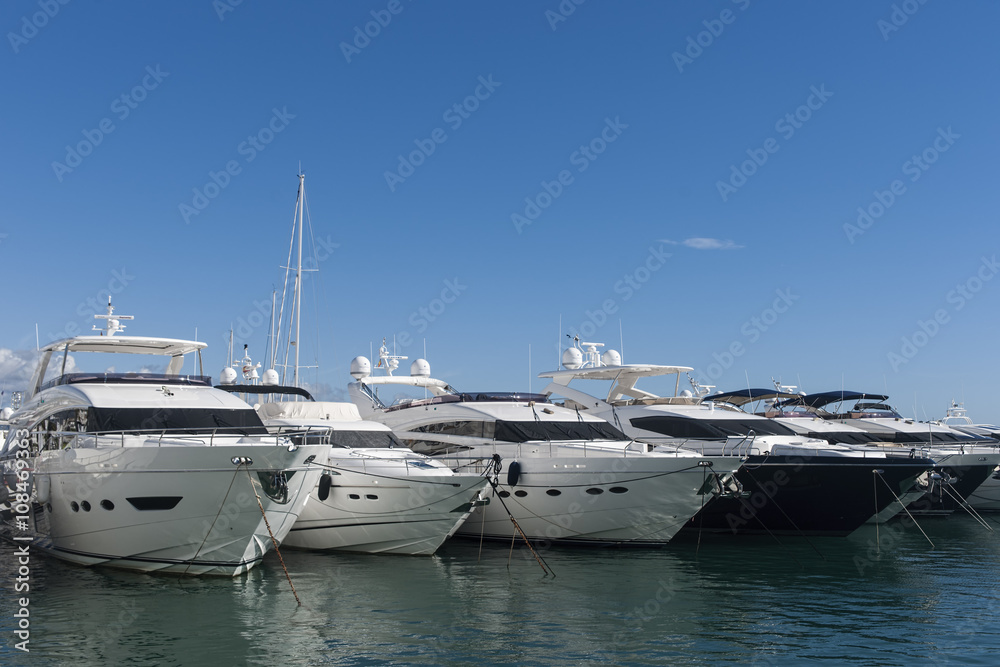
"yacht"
537,340,936,536
217,352,489,555
768,391,1000,516
348,344,740,546
0,303,324,575
934,401,1000,511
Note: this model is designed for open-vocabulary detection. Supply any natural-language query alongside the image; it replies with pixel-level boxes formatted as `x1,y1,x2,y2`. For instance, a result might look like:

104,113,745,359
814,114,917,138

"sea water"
2,515,999,665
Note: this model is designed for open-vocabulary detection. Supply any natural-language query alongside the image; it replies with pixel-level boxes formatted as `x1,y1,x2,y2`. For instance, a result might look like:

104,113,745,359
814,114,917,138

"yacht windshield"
411,419,626,442
631,415,795,438
86,407,266,434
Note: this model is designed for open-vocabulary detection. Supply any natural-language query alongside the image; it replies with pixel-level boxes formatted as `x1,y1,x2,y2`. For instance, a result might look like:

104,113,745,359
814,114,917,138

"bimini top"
540,364,692,383
777,391,888,410
41,335,207,357
706,388,800,408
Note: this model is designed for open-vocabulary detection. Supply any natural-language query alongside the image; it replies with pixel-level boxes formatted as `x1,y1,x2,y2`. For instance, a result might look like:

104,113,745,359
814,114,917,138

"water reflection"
0,516,998,665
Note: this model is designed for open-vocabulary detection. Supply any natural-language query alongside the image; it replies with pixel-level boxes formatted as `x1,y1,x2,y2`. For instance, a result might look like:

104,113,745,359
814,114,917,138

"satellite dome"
1,407,12,420
262,368,279,386
350,356,371,380
219,367,238,384
602,349,622,366
410,358,431,377
561,347,583,370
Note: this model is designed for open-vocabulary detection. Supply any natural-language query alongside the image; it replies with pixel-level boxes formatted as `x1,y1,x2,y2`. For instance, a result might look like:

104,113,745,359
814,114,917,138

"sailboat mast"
294,172,305,387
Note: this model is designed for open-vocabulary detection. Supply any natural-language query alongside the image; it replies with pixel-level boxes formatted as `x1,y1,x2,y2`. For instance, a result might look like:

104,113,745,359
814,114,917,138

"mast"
294,172,304,387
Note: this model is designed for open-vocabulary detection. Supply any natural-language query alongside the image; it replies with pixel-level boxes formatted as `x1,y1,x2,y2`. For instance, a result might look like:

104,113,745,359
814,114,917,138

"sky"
1,1,998,422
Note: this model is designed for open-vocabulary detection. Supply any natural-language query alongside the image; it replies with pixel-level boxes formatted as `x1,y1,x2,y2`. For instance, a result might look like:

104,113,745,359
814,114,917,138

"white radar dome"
350,356,371,380
410,358,431,377
219,367,238,384
1,407,12,420
262,368,279,386
602,349,622,366
562,347,583,370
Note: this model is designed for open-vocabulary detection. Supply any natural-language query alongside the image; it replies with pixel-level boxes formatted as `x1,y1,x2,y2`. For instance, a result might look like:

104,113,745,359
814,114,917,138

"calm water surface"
2,516,999,665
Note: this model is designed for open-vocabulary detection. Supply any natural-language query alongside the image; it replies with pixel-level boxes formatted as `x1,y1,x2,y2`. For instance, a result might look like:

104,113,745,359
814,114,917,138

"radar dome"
602,349,622,366
1,407,12,420
562,347,583,370
262,369,279,386
219,367,238,384
350,356,371,380
410,358,431,377
680,389,693,398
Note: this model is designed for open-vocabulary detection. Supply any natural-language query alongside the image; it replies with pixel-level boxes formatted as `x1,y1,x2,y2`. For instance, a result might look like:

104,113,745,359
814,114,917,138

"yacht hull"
904,455,1000,516
451,449,733,545
968,468,1000,511
282,467,489,555
0,444,323,576
680,455,933,536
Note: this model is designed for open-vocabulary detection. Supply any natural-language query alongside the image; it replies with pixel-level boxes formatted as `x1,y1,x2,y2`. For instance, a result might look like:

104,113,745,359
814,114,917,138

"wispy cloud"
657,237,743,250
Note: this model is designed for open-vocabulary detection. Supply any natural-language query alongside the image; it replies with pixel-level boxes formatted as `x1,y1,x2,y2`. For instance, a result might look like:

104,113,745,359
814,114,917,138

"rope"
185,466,240,576
486,454,553,577
874,470,934,548
244,465,302,605
941,482,993,531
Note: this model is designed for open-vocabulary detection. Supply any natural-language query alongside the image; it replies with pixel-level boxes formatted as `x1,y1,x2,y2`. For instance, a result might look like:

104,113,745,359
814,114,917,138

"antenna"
618,319,624,364
93,296,134,337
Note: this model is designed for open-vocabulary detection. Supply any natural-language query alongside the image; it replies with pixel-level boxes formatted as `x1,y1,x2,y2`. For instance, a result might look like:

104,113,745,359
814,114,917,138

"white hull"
444,446,732,544
4,443,324,576
283,464,489,555
968,468,1000,511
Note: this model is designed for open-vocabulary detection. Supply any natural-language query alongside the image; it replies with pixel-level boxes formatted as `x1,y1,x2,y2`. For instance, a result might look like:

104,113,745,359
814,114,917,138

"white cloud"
682,237,743,250
656,239,679,245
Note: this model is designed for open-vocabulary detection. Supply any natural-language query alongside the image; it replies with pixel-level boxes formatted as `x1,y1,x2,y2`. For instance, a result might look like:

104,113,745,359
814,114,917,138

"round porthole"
514,490,528,498
545,489,561,496
609,487,628,494
348,493,360,500
70,502,79,512
101,499,115,511
81,501,92,511
586,488,603,495
498,490,510,498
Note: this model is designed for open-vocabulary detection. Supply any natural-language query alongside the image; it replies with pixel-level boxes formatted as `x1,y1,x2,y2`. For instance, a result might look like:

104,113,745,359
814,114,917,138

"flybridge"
28,299,207,399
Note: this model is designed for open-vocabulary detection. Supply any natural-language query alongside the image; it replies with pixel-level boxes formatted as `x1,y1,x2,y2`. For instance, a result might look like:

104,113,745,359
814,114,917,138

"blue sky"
2,1,998,422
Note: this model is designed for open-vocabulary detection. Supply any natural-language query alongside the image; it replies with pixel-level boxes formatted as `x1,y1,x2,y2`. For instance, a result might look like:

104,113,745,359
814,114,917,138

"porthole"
70,501,79,512
366,494,378,500
609,487,628,494
585,488,603,495
498,490,511,498
349,494,360,500
100,500,115,511
545,489,561,496
81,501,92,511
514,490,528,498
45,503,52,513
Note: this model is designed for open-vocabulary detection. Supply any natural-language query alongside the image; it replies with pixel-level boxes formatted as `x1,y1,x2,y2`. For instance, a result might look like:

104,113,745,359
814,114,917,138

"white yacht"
767,391,1000,516
935,401,1000,511
537,339,936,536
347,344,740,546
217,354,489,555
0,303,324,575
